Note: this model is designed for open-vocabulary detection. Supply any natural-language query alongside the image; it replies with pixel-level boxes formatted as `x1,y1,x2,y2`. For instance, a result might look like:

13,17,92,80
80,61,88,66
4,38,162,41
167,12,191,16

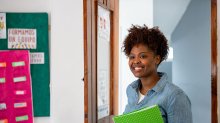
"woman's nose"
133,58,141,64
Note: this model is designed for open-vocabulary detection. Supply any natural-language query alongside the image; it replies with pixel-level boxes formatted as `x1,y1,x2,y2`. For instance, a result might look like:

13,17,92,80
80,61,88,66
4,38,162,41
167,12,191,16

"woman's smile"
132,65,144,72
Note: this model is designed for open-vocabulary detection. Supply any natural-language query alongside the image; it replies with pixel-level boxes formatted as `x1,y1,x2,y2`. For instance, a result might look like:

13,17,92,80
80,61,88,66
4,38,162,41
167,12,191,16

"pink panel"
0,50,33,123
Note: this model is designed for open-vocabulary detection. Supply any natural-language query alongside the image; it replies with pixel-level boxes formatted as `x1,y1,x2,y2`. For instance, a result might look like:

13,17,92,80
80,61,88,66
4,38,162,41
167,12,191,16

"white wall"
153,0,191,43
0,0,84,123
158,61,172,82
0,0,51,13
119,0,153,114
50,0,84,123
172,0,211,122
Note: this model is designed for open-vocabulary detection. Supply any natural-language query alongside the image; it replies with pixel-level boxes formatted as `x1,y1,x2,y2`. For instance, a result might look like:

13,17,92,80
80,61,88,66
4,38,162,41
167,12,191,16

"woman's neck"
139,72,160,94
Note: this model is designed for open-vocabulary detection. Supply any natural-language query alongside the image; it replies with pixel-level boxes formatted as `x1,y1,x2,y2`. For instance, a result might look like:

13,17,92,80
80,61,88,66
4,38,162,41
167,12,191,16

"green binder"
113,105,164,123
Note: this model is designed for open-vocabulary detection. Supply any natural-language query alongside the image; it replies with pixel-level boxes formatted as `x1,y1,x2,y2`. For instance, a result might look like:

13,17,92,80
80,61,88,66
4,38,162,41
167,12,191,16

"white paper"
8,28,37,49
97,5,111,119
30,52,44,64
14,76,26,83
0,13,6,39
0,103,6,110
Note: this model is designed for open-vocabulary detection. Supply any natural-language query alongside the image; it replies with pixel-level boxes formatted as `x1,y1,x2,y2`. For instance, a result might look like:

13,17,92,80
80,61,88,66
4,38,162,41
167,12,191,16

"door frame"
83,0,119,123
211,0,217,122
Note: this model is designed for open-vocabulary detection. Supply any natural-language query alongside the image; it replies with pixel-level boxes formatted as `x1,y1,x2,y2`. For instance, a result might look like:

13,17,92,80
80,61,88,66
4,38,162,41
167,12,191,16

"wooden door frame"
84,0,119,123
83,0,93,122
211,0,218,122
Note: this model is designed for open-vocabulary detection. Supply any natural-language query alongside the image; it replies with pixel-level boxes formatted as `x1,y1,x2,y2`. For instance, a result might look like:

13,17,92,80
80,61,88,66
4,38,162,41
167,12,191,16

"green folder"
113,105,164,123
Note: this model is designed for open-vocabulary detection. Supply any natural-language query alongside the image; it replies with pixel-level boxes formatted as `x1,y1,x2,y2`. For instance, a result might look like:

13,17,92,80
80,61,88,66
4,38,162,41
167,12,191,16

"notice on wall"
0,13,6,39
97,5,111,119
8,28,37,49
0,50,34,123
30,52,44,64
97,70,109,119
97,6,110,43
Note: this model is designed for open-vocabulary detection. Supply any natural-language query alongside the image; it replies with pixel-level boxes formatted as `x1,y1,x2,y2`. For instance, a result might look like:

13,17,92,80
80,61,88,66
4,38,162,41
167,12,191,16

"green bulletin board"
0,13,50,116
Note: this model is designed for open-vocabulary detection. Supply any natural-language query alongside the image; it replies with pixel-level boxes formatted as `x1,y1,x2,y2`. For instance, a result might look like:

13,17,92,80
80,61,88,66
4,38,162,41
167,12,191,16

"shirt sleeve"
167,91,193,123
123,85,132,114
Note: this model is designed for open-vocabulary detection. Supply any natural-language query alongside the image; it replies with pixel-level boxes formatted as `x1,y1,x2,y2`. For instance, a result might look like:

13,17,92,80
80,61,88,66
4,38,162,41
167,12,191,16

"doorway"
118,0,217,123
83,0,119,123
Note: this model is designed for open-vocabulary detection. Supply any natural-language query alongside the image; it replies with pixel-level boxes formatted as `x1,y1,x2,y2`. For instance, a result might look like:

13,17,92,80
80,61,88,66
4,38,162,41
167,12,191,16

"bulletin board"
0,13,50,116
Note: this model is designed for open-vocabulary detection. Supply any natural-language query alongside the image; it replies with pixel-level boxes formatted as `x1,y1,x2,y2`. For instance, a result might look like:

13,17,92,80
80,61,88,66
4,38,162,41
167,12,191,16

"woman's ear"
155,55,161,65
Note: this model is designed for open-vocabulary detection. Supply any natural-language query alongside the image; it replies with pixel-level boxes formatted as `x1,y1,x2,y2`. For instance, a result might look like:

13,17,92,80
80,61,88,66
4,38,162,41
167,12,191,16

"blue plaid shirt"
124,72,192,123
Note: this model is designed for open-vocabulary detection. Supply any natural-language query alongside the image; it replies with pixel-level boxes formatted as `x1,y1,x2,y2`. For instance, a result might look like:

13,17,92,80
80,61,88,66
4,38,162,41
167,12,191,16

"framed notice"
97,5,111,119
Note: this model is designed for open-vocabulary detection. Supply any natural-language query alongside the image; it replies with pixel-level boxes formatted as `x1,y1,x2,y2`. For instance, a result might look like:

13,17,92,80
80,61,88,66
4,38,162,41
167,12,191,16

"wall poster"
8,28,37,49
97,5,111,119
0,13,6,39
0,50,33,123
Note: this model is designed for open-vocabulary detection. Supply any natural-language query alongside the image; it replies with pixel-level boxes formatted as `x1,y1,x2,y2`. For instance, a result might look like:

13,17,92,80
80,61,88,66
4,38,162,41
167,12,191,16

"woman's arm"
167,92,193,123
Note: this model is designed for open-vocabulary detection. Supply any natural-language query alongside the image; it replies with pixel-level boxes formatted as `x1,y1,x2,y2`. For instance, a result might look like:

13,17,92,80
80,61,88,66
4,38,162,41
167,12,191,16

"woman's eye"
140,55,146,59
128,55,135,59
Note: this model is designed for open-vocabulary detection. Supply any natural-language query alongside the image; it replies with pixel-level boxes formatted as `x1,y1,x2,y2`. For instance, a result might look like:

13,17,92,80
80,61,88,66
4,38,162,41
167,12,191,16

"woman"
122,25,192,123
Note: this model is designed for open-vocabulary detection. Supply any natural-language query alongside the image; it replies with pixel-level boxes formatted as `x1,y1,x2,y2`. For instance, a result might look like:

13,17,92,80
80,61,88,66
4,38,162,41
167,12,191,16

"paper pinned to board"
0,119,8,123
0,13,6,39
30,52,44,64
8,28,37,49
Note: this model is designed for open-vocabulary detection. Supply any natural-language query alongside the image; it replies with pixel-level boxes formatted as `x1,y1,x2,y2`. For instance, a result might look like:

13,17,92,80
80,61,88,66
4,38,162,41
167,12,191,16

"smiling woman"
121,25,192,123
119,0,217,123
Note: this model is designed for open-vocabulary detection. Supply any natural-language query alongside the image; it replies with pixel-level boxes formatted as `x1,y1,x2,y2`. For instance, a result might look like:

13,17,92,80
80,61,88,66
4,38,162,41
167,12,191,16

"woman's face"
128,44,160,78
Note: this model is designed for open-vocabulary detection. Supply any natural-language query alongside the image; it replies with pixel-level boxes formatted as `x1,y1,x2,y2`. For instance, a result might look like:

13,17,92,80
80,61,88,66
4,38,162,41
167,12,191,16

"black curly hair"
122,25,169,64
